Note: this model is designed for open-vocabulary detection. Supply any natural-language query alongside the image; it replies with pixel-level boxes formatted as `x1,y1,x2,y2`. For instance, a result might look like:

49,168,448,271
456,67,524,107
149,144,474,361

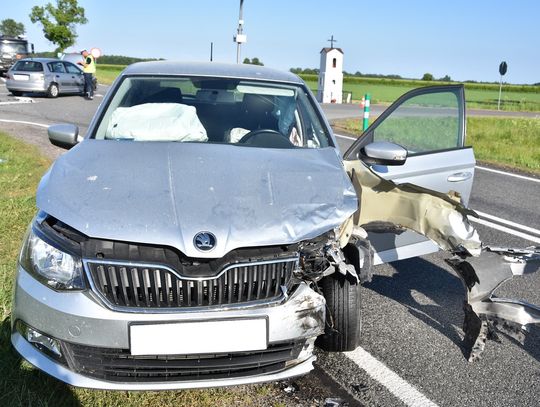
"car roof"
122,61,303,84
16,58,60,63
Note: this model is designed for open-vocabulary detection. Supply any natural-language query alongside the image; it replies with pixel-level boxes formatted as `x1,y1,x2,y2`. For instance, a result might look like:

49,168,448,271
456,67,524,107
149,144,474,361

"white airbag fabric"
106,103,208,142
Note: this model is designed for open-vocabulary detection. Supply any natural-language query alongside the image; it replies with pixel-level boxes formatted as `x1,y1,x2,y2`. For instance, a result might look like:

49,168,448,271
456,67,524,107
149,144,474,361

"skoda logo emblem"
194,232,217,251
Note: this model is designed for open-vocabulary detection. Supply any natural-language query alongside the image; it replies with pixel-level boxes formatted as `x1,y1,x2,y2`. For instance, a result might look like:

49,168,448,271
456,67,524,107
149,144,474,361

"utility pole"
234,0,247,63
210,42,213,62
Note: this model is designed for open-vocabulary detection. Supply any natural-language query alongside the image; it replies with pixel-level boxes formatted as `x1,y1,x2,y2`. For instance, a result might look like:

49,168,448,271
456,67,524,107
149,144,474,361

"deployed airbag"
106,103,208,142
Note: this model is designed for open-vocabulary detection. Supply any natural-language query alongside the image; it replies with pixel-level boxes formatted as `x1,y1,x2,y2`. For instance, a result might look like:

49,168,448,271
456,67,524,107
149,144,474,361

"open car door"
343,85,475,264
340,85,539,361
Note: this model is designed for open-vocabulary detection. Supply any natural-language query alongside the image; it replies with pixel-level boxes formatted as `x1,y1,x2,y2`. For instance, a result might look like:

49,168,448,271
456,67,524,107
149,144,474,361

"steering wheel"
238,129,294,148
239,129,281,143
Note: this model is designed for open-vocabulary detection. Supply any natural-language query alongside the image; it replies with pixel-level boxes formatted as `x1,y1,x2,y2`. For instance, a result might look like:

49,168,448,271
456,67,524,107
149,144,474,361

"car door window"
372,91,461,154
64,62,81,74
48,62,66,73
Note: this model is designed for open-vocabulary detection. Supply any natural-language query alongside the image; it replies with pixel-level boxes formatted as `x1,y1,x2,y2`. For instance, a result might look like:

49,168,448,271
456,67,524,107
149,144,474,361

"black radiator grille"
62,341,303,382
86,258,297,308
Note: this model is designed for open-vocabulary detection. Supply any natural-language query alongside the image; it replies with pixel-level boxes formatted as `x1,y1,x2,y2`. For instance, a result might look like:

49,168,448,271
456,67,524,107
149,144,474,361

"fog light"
16,321,62,357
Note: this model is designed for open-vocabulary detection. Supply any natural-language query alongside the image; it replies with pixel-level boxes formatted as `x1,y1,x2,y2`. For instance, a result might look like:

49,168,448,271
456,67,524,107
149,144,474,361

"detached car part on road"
11,62,539,389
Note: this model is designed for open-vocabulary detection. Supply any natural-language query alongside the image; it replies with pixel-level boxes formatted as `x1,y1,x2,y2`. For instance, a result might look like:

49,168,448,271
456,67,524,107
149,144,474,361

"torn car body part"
343,159,540,360
447,248,540,361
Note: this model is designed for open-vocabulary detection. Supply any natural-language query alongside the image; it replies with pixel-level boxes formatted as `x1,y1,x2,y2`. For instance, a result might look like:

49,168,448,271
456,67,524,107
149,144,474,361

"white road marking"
475,210,540,236
469,216,540,244
476,165,539,183
0,119,49,128
335,133,356,141
0,96,35,105
344,347,439,407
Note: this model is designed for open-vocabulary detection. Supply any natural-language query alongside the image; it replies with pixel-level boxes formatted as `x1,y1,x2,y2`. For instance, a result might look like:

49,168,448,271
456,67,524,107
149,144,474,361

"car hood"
37,141,358,258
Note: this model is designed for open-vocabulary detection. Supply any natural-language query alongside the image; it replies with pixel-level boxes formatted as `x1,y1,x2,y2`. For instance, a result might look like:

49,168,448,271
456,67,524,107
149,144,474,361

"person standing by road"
78,50,96,100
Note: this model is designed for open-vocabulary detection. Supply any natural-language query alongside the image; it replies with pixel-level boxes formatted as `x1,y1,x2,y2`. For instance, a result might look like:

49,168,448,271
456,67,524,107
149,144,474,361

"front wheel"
317,273,362,352
47,83,59,98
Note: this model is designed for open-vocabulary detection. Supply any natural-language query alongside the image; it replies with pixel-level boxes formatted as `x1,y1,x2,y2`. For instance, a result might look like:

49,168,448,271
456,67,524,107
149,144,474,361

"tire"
10,91,23,96
317,273,362,352
47,83,59,98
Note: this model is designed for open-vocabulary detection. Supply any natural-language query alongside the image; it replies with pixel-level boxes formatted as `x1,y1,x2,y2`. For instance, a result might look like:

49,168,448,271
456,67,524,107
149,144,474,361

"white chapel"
317,42,344,104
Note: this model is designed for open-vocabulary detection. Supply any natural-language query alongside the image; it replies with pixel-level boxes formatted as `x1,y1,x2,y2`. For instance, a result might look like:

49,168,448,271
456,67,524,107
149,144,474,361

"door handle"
447,172,472,182
55,74,60,77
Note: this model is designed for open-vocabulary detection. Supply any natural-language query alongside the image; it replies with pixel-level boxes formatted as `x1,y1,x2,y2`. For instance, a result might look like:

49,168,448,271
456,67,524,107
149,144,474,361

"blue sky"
3,0,539,83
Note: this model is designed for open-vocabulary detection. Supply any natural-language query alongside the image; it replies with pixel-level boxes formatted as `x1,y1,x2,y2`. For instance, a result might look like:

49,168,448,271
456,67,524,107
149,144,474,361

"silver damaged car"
11,62,540,389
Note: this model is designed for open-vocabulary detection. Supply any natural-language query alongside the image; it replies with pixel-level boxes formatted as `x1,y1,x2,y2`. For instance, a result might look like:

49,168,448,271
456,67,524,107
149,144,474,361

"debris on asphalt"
324,397,349,407
280,380,300,393
351,383,370,393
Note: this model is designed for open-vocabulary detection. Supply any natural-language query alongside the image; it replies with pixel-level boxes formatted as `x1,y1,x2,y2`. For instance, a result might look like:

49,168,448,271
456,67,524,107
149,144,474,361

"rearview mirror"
48,124,79,150
359,141,407,166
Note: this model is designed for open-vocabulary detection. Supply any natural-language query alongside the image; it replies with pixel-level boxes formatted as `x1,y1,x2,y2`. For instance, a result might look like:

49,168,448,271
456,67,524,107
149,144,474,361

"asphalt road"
0,87,539,406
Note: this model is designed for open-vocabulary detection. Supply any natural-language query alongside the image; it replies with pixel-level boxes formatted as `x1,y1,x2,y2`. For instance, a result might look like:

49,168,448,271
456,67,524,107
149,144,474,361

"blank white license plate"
130,319,267,356
13,74,29,81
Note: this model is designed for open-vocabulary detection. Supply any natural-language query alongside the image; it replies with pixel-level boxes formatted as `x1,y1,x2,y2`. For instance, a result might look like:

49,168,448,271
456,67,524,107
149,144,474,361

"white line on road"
0,119,49,128
475,210,540,236
344,347,439,407
335,133,356,141
476,165,539,183
469,216,540,244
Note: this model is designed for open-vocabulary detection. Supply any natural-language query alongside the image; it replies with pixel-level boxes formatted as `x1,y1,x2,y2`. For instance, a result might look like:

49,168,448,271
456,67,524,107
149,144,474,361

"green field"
0,132,283,407
303,78,540,112
333,116,540,175
95,64,540,112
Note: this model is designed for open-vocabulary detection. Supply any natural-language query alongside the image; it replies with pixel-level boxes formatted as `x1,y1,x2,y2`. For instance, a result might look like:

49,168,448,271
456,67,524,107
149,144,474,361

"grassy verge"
95,64,126,85
0,132,281,406
333,117,540,175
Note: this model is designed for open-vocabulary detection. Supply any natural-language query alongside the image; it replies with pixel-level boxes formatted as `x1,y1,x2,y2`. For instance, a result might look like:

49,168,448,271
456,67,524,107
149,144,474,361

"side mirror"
48,124,79,150
359,141,407,166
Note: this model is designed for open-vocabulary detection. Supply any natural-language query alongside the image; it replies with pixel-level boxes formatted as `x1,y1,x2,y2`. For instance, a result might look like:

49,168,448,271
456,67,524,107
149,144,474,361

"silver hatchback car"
6,57,90,98
11,61,539,390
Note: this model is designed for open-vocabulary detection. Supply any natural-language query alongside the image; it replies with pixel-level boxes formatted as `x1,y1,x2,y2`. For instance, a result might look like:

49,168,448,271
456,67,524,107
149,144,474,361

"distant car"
5,57,96,98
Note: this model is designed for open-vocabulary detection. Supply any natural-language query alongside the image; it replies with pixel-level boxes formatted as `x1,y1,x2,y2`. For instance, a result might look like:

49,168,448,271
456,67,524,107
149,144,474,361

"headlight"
19,228,85,290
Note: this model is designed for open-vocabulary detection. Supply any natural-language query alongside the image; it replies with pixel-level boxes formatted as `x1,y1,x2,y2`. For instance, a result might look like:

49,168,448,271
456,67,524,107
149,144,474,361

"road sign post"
497,61,507,111
363,93,371,131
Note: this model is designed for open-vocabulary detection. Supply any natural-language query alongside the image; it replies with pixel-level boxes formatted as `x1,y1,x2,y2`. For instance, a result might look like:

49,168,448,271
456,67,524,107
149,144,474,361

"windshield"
94,76,332,148
0,42,28,54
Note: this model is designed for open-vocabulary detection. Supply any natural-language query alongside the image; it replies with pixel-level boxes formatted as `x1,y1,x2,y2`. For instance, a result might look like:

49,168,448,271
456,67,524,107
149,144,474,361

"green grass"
95,64,125,85
333,117,540,175
0,132,282,407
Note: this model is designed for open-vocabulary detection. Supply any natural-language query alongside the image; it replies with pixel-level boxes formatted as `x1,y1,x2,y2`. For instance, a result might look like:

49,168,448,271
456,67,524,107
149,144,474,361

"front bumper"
11,265,325,389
